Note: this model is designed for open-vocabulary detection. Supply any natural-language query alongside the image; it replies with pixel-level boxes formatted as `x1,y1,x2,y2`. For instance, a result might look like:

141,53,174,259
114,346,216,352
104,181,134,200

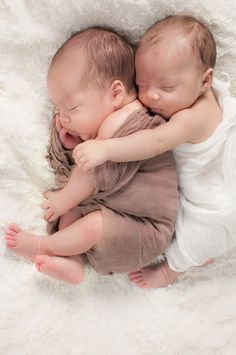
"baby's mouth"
66,130,95,141
150,106,162,113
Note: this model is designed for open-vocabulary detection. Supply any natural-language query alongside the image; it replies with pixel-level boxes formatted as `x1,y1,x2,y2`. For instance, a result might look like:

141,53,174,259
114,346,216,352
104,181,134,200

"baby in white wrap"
71,15,236,287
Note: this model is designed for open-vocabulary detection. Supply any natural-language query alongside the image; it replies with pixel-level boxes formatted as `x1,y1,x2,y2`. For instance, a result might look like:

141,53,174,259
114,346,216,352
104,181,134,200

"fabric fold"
48,108,179,274
166,78,236,272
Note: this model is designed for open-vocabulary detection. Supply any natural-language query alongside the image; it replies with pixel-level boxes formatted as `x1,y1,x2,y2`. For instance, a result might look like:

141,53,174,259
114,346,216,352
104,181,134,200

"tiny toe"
139,283,147,288
7,239,16,248
129,271,141,277
8,224,21,233
5,234,15,240
129,273,141,281
130,273,142,280
134,276,145,283
133,278,146,288
129,274,143,283
6,229,16,236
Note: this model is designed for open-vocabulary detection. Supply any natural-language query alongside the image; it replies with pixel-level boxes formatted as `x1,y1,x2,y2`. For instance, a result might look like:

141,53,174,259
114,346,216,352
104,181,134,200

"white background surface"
0,1,236,354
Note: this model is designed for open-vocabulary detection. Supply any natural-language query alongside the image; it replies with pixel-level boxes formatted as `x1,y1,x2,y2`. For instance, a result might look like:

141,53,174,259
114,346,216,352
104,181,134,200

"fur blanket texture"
1,1,236,354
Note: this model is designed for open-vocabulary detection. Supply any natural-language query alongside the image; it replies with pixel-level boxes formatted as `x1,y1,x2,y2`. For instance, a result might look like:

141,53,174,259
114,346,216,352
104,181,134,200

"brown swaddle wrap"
48,108,179,274
48,116,75,188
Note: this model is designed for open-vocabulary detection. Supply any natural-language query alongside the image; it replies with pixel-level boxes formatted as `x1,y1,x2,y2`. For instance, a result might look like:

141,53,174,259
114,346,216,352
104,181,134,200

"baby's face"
135,42,204,118
47,55,114,141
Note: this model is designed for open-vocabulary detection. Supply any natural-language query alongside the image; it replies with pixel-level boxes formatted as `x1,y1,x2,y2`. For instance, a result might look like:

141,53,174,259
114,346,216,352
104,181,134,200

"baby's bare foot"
35,255,84,284
41,190,67,222
129,258,215,289
5,224,44,261
129,260,182,288
202,258,215,266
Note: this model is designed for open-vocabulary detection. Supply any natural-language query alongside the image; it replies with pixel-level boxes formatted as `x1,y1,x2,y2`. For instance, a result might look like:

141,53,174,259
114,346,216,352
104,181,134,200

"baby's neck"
121,98,143,114
97,97,143,140
118,91,143,115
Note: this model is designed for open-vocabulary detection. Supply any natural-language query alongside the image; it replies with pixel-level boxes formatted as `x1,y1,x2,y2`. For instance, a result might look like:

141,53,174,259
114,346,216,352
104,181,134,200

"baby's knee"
83,210,104,245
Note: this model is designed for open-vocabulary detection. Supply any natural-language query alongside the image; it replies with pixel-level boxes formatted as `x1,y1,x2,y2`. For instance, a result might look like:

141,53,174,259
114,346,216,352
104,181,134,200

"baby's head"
48,28,136,140
135,15,216,118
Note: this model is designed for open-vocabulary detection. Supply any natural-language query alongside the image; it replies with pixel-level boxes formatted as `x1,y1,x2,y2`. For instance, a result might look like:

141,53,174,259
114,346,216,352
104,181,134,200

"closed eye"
69,106,79,111
162,86,175,92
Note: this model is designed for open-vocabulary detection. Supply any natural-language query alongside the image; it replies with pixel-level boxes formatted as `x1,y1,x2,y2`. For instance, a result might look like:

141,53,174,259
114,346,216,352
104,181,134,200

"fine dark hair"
139,15,216,70
51,27,136,93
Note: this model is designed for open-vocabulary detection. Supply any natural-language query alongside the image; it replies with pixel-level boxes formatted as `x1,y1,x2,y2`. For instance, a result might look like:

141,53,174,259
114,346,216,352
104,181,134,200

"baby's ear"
201,68,214,92
110,80,126,107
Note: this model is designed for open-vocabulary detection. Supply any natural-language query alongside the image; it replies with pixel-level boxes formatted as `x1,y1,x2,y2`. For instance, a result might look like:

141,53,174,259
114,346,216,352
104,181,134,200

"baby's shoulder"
170,104,210,144
98,110,130,139
170,107,195,126
172,90,217,124
98,101,143,139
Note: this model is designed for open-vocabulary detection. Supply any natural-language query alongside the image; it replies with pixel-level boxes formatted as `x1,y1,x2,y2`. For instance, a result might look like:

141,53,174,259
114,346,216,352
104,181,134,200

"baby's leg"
35,254,86,284
33,207,85,283
5,210,104,261
34,207,86,283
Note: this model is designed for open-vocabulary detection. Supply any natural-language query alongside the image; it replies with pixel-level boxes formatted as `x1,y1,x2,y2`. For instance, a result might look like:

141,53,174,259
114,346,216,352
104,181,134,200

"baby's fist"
73,140,108,171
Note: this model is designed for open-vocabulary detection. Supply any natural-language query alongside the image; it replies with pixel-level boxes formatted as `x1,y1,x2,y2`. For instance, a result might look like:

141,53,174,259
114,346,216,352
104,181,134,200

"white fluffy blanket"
1,1,236,354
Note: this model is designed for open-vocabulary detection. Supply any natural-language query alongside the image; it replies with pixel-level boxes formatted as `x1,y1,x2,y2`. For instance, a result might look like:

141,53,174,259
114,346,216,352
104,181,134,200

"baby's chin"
148,108,170,119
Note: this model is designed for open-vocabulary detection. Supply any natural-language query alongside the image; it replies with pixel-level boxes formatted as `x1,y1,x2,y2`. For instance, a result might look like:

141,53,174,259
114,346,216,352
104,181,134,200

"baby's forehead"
141,31,192,54
48,48,87,84
136,38,195,69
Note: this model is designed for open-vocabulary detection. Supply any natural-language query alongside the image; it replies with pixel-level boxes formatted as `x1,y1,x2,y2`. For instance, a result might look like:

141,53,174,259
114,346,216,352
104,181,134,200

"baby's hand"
73,140,109,172
55,114,81,149
41,190,68,222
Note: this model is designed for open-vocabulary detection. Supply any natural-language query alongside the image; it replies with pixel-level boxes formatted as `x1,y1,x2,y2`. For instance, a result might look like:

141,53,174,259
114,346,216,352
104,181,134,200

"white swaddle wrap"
166,78,236,272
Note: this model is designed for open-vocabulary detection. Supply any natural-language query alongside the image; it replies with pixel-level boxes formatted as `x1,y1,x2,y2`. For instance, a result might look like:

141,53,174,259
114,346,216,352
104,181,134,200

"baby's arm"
74,109,206,170
42,162,97,222
73,107,133,171
127,88,221,159
97,110,203,161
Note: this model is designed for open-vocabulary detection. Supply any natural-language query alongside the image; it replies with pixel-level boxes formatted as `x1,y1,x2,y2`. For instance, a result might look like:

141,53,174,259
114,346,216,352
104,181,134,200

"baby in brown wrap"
5,28,179,284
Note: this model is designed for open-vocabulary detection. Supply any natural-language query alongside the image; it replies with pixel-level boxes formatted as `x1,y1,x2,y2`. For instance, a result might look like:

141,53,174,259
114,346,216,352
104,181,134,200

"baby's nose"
145,88,160,102
152,93,160,101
